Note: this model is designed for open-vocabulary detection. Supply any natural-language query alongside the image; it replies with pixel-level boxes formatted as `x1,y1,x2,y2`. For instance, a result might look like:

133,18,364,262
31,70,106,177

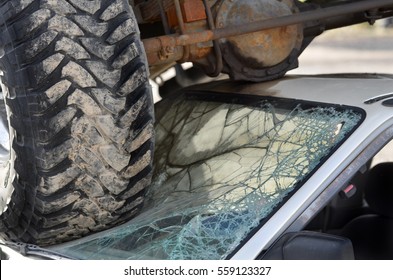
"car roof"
189,74,393,109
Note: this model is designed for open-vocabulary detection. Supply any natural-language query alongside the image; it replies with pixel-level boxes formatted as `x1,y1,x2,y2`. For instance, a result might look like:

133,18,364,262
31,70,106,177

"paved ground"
290,24,393,75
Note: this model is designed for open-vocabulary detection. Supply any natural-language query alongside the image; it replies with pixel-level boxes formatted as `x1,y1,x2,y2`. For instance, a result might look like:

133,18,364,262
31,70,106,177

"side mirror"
261,231,354,260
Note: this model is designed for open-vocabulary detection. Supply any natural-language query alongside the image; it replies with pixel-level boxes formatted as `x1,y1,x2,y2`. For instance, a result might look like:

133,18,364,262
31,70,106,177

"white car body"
2,74,393,260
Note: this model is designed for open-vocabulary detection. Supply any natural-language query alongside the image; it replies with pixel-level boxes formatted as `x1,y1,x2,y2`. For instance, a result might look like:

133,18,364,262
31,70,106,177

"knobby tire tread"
0,0,154,246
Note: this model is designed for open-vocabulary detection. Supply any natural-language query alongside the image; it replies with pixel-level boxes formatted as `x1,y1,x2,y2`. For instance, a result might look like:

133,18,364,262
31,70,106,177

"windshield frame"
50,90,365,260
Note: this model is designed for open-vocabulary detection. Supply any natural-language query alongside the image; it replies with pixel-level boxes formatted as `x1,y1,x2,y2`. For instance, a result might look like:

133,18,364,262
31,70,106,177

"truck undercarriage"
132,0,393,81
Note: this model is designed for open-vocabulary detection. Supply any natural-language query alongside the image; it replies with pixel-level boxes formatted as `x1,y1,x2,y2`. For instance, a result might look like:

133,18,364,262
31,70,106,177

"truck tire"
0,0,154,246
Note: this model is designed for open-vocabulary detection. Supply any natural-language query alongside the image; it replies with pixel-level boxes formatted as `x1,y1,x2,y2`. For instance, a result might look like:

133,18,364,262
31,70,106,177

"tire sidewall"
0,81,15,215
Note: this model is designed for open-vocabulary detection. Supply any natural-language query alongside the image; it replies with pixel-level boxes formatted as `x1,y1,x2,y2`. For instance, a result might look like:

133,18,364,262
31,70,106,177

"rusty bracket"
202,0,223,77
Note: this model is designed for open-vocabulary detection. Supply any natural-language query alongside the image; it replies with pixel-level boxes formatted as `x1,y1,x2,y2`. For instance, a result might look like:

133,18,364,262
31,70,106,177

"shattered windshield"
53,92,362,260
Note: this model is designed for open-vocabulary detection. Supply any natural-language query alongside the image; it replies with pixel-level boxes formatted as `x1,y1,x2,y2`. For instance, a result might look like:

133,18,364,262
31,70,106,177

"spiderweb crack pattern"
56,97,361,259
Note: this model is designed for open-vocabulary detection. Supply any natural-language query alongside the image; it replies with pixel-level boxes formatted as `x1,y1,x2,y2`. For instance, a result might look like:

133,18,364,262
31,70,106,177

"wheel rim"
0,81,14,214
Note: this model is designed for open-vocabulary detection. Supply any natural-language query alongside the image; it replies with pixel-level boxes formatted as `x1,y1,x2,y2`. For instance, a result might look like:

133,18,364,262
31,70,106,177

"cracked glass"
53,92,362,260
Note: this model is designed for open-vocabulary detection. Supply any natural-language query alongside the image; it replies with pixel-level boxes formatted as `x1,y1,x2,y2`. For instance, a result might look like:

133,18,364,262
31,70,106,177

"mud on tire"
0,0,154,246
